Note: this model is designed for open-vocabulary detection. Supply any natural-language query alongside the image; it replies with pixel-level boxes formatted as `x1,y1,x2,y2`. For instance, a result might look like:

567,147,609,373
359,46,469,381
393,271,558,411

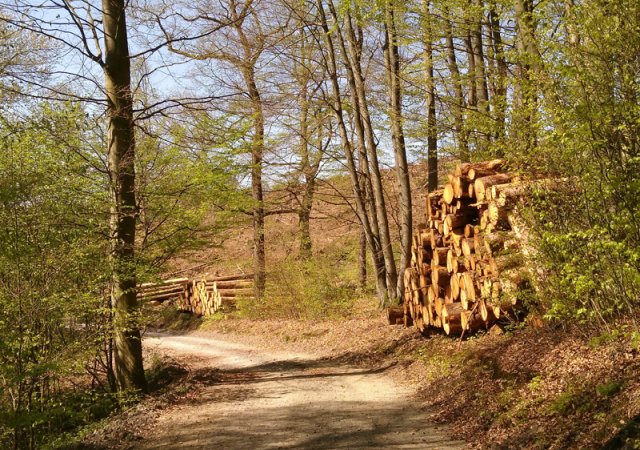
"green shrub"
241,257,359,319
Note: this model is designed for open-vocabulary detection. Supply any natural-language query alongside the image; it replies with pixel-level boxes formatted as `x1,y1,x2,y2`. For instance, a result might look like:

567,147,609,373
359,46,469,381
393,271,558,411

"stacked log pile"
137,273,254,316
138,278,189,303
401,159,532,336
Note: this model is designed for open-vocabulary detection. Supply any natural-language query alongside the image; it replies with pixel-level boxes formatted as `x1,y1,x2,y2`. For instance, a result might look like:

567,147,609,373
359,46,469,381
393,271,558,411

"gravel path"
137,332,465,450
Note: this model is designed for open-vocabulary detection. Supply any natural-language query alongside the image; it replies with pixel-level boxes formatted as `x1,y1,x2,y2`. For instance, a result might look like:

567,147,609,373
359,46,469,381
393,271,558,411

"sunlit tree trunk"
443,7,469,162
331,3,397,302
383,0,412,303
514,0,537,152
487,2,508,149
423,0,437,192
102,0,146,393
315,0,388,304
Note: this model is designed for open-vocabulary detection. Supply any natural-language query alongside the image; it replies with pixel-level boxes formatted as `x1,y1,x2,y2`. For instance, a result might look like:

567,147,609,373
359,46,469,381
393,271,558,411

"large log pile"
401,159,533,336
137,273,254,316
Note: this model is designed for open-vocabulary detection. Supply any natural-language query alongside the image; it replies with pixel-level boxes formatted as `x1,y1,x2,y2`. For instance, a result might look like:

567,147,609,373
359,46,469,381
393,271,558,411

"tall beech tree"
423,0,438,191
158,0,273,297
1,0,149,392
383,0,412,300
313,0,390,303
327,0,398,302
103,0,147,392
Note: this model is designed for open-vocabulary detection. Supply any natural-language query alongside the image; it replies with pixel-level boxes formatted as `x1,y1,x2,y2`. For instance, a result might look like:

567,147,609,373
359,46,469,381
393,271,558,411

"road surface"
138,332,465,450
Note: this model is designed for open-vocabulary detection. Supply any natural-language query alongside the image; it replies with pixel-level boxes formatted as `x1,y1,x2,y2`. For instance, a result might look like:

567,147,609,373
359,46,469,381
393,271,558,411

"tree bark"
315,0,388,304
383,0,412,304
338,5,398,302
102,0,146,393
487,2,508,148
470,0,490,152
423,0,438,192
358,228,367,289
464,31,477,112
514,0,537,152
471,0,489,114
443,7,469,162
297,77,314,260
231,2,266,297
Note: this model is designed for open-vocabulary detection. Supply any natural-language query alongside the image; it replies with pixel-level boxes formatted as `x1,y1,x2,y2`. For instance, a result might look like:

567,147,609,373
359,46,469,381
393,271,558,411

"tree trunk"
487,2,508,148
514,0,537,152
470,0,490,152
329,2,385,282
102,0,146,393
358,229,367,289
471,0,489,114
298,81,314,260
341,7,398,302
443,7,469,162
464,31,477,112
315,0,388,304
383,0,412,305
423,0,438,192
247,70,266,298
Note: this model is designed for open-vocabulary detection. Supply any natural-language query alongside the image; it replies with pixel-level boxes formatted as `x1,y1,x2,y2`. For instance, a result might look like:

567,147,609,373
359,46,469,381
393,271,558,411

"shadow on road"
137,332,464,450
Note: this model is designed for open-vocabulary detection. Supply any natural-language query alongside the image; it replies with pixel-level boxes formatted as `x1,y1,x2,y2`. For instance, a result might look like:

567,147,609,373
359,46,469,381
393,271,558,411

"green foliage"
242,257,359,319
0,103,114,448
135,116,246,281
596,381,622,397
548,386,593,416
511,0,640,329
0,102,246,447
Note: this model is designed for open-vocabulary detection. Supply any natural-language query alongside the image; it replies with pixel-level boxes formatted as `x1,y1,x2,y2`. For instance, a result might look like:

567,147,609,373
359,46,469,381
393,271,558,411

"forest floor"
77,304,640,450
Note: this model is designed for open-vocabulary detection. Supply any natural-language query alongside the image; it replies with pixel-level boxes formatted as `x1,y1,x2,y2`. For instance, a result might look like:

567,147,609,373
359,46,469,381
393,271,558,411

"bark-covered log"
204,273,254,282
474,173,513,201
466,159,506,180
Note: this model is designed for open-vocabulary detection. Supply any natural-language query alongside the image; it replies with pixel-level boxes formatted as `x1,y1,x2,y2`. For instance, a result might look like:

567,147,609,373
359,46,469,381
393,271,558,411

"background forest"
0,0,638,448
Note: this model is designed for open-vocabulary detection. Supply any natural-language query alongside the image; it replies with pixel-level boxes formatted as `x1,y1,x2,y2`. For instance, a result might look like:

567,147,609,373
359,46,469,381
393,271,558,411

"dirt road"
138,332,465,449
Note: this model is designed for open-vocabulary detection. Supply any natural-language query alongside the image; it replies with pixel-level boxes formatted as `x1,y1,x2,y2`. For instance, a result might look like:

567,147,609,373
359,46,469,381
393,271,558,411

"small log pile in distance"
137,273,254,316
391,159,536,336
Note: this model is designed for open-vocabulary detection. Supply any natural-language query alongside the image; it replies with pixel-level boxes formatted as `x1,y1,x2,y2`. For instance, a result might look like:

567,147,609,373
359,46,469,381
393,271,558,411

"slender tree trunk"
102,0,146,393
443,8,469,162
471,0,489,114
315,0,388,303
246,70,266,297
337,5,397,301
332,13,382,265
358,229,367,289
298,83,313,260
423,0,437,192
487,2,507,148
383,0,412,304
346,14,398,299
514,0,537,152
470,0,490,153
357,128,369,291
464,31,477,112
298,203,312,259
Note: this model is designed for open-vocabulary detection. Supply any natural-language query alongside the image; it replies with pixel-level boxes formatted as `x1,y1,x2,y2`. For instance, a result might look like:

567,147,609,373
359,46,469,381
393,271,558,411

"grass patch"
596,381,622,397
548,385,593,415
